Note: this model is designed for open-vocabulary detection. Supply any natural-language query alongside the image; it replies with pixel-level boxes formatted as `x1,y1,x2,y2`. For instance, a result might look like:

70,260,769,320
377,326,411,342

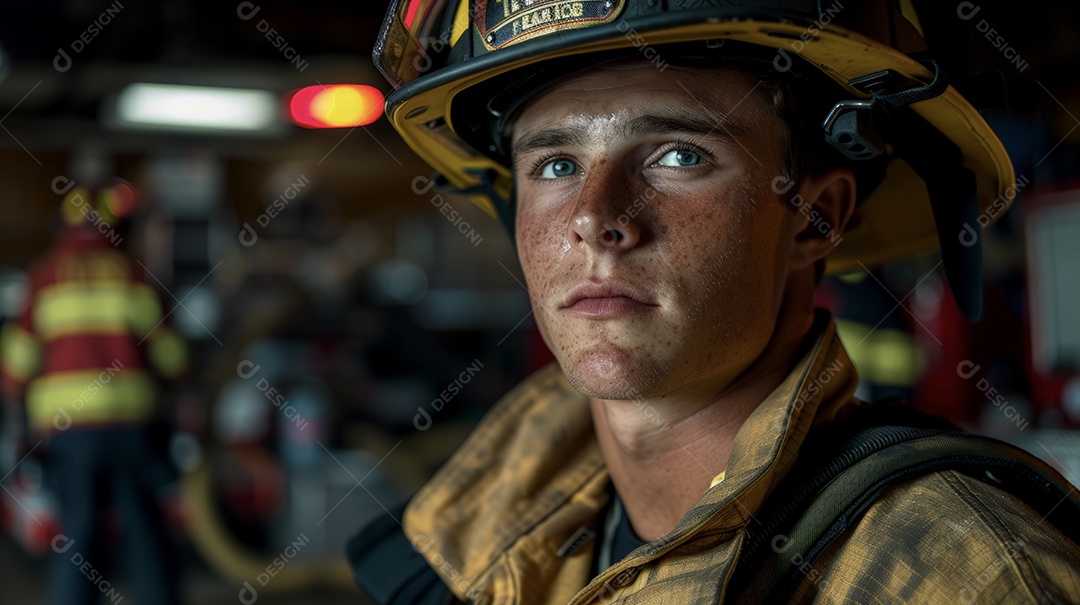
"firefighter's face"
511,62,802,401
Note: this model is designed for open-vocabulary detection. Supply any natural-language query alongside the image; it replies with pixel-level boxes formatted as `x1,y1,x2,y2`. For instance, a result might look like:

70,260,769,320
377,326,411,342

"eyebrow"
625,110,746,140
512,128,587,157
511,108,746,157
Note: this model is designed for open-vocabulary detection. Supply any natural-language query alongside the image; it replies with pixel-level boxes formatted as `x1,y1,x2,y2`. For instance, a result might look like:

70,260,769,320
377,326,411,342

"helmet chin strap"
428,169,518,240
822,58,984,321
886,108,985,322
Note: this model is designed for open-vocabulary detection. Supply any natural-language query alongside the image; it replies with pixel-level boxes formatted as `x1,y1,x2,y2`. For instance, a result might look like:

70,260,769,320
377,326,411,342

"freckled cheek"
515,218,564,350
655,205,764,316
516,211,563,299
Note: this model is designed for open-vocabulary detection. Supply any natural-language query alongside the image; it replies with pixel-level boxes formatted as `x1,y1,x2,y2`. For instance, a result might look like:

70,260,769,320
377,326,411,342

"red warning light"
288,85,385,129
106,183,139,219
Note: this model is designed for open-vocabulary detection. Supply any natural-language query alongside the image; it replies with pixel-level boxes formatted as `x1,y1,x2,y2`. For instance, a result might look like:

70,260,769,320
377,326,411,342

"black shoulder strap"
729,404,1080,604
347,502,456,605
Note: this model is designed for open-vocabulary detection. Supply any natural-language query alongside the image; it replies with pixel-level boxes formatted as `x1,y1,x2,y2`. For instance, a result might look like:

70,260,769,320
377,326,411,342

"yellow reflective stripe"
33,284,131,340
451,0,470,46
128,283,165,339
148,330,187,379
26,370,156,431
62,188,93,227
1,325,42,382
836,320,921,387
835,319,871,378
32,281,166,340
865,329,921,386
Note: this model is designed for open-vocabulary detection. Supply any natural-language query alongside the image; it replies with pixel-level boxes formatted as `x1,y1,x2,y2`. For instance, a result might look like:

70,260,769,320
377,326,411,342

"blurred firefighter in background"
1,180,187,605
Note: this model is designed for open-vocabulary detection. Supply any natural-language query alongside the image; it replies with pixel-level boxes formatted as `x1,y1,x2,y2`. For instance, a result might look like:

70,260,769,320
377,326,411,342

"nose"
566,163,643,254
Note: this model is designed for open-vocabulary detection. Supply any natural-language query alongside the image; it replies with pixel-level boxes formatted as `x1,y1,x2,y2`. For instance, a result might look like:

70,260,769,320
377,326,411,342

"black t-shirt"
590,490,647,577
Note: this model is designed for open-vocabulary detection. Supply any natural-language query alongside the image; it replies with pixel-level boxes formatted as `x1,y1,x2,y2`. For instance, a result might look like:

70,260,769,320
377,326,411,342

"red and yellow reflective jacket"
1,227,187,434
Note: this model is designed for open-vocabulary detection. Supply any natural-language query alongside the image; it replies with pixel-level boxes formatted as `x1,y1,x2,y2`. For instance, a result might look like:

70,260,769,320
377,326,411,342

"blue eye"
540,159,577,178
656,149,702,167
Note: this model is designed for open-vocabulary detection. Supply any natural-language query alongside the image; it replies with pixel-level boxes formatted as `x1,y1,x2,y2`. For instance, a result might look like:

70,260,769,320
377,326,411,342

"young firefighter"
350,1,1080,603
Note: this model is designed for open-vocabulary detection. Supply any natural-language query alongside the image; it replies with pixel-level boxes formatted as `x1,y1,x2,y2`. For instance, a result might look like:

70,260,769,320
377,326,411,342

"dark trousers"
46,427,180,605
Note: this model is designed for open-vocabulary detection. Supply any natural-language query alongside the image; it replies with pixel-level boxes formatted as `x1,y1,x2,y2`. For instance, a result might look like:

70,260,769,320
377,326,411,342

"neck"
590,278,817,541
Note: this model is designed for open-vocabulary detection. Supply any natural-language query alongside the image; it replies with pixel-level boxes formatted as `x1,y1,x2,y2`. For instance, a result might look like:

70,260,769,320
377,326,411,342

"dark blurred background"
0,1,1078,603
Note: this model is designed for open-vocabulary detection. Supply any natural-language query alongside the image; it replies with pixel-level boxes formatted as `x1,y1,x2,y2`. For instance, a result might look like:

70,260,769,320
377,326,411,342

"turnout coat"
353,313,1080,604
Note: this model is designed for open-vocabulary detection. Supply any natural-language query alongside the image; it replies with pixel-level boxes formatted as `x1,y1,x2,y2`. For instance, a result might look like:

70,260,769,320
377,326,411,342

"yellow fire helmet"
60,181,140,228
373,0,1016,321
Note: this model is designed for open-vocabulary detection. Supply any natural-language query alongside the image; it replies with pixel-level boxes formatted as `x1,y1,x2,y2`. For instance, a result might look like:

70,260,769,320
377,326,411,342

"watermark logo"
958,174,1029,247
53,176,126,247
793,358,845,413
615,19,669,72
410,534,482,600
599,185,658,244
236,360,310,431
957,360,1030,431
959,539,1027,604
237,2,309,72
238,533,310,604
628,395,671,431
414,359,484,431
773,1,844,73
238,174,310,247
773,176,842,245
54,1,125,72
52,535,125,603
412,176,484,247
956,2,1029,73
412,3,481,75
770,534,830,593
53,359,125,431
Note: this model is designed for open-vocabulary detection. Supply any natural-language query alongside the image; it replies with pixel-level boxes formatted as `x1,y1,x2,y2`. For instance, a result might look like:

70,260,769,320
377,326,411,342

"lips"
560,281,658,319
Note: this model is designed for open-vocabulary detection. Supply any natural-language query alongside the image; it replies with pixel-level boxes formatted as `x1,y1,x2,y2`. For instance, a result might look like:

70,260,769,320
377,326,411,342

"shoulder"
815,470,1080,604
347,503,454,605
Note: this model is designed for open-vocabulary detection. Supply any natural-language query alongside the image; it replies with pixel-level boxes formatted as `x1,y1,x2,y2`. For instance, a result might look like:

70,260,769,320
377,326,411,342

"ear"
788,168,856,271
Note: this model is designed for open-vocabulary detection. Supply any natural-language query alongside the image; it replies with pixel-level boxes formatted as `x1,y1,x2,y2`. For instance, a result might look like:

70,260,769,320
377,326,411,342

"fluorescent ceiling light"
115,84,279,132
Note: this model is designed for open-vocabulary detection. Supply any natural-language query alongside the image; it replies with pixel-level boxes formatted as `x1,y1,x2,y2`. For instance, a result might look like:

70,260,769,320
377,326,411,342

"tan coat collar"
404,311,860,603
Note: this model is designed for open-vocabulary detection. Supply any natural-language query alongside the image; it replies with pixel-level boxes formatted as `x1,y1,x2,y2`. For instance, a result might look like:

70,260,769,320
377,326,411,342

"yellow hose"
181,463,356,591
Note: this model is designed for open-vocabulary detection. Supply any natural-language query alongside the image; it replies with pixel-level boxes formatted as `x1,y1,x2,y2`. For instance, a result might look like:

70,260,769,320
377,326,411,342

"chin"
558,346,669,401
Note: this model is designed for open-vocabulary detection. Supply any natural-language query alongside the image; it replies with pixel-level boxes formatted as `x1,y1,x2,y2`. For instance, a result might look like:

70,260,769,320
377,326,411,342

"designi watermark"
411,533,481,601
53,359,125,431
52,534,125,603
773,175,842,245
52,176,125,247
237,360,311,431
956,2,1029,73
773,0,844,73
412,176,484,247
957,360,1030,431
236,2,309,72
959,538,1027,604
53,1,125,72
238,533,310,604
238,174,310,247
958,174,1030,247
770,533,831,594
616,18,669,72
414,359,484,431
